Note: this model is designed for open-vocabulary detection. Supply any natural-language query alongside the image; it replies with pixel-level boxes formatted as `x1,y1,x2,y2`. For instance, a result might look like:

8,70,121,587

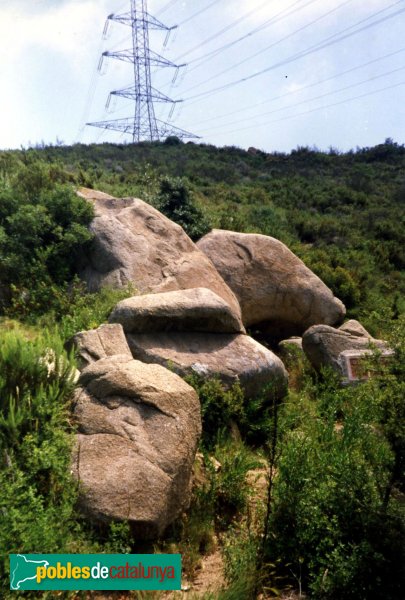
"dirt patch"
186,548,225,595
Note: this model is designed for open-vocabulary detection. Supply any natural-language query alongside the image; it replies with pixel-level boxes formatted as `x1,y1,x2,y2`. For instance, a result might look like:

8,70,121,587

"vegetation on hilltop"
2,137,404,327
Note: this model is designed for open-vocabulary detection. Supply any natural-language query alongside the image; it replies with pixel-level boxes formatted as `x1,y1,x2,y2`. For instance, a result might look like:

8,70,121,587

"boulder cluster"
70,189,388,538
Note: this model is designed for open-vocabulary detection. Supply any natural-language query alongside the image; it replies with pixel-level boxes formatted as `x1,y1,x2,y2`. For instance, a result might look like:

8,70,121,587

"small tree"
154,176,211,241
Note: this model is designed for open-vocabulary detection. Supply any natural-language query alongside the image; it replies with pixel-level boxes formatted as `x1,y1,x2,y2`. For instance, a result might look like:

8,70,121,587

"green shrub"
0,330,92,593
265,363,405,599
242,383,284,445
184,375,245,449
50,280,134,341
0,331,75,453
154,176,211,240
185,375,283,449
213,437,261,520
0,161,94,316
222,525,259,599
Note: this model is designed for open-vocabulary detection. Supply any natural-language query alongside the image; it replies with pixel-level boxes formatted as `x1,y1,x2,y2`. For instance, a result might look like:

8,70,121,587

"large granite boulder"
302,324,388,375
77,188,242,322
126,332,288,399
109,288,245,334
66,323,132,370
197,229,345,337
72,354,201,538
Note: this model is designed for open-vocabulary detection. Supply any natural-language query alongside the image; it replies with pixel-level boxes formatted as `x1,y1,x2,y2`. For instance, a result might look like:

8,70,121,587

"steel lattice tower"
87,0,199,143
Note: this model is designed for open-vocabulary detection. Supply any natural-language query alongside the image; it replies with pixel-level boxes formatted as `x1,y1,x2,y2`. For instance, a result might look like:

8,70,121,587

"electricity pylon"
87,0,199,143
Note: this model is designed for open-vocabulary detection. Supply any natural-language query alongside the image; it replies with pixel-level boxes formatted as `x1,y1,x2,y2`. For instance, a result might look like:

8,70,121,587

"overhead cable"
199,65,405,133
183,2,405,103
199,80,405,138
182,0,353,93
185,0,321,71
193,46,405,127
178,0,221,27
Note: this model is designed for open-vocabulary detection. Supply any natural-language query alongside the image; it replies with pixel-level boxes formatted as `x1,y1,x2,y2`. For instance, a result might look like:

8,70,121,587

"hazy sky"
1,0,404,152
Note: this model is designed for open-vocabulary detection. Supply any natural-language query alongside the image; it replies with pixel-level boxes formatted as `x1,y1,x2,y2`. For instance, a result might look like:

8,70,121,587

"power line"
158,0,318,93
199,80,405,138
108,46,405,125
105,32,132,53
183,2,405,103
155,0,180,18
199,65,405,133
76,28,109,142
178,0,221,27
155,1,225,110
192,46,405,128
183,0,321,72
181,0,352,94
172,0,276,62
183,0,403,98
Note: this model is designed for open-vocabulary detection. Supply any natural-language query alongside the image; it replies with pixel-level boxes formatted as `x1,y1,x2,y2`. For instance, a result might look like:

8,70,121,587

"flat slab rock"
109,287,245,334
72,354,201,539
77,189,242,322
126,332,288,399
197,229,346,337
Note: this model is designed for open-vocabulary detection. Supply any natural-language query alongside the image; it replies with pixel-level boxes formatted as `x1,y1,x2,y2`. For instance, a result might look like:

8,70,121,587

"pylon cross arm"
88,0,198,143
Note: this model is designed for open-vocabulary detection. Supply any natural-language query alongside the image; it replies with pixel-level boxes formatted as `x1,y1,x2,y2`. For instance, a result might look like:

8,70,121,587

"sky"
0,0,404,153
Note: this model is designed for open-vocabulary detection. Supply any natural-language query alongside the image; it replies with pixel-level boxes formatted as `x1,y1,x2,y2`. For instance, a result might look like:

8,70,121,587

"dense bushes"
0,160,93,316
0,328,138,597
264,330,405,599
0,330,80,591
153,175,211,241
187,323,404,599
185,374,281,449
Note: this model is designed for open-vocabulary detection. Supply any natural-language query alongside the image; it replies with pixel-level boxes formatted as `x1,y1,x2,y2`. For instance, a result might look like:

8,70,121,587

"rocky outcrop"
109,288,245,334
278,337,304,361
77,189,242,321
77,188,116,202
338,319,372,338
72,354,201,539
106,286,288,400
302,324,387,374
278,337,303,351
197,229,345,337
126,332,287,399
67,323,132,370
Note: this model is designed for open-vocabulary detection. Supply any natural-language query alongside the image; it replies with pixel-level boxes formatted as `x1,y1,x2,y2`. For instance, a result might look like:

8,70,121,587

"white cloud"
0,1,111,72
0,1,118,147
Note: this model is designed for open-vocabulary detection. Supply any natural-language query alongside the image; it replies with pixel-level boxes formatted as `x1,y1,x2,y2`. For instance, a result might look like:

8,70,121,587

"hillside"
2,138,404,328
0,140,404,599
